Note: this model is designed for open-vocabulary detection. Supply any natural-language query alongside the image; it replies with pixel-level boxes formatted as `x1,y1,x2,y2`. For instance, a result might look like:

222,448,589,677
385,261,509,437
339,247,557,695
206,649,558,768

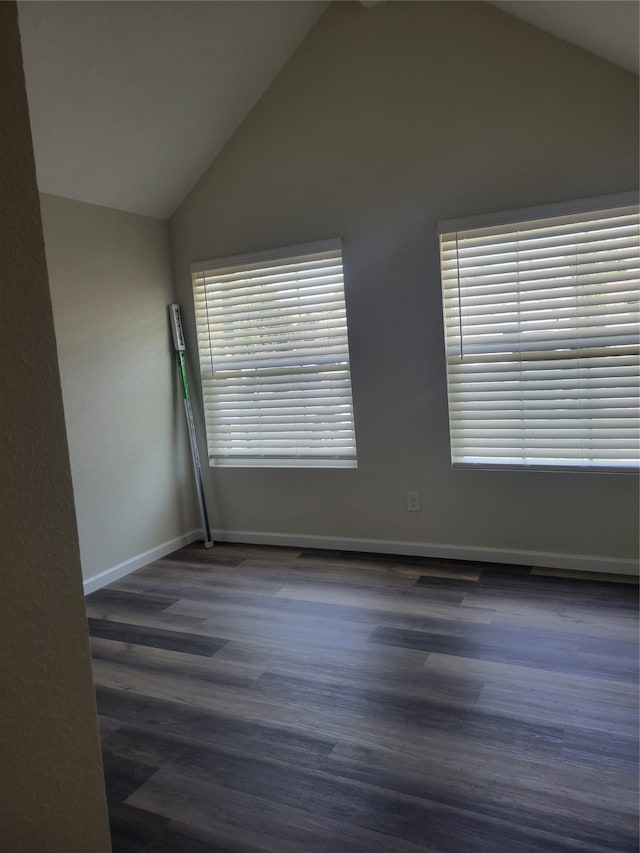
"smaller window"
191,239,357,468
438,192,640,471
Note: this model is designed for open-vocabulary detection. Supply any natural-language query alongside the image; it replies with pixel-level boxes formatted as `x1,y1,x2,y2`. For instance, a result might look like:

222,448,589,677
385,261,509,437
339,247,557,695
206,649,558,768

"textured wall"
0,4,111,850
40,193,198,583
171,0,639,567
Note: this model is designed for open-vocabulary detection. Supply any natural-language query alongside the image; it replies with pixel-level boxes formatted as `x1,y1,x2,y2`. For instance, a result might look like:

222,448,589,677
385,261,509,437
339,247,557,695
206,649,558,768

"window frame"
190,238,358,469
438,191,640,474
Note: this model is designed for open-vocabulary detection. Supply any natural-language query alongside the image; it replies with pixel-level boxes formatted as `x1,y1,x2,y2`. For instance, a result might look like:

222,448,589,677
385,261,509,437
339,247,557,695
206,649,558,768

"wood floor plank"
368,624,638,681
90,635,265,684
328,738,638,820
106,802,169,853
129,764,626,853
115,558,286,595
273,583,495,623
102,751,159,806
86,587,180,615
423,650,639,725
88,542,638,853
88,617,227,657
128,767,428,853
173,542,302,562
144,820,274,853
531,567,639,584
295,548,486,578
96,686,337,766
90,609,209,635
477,680,639,738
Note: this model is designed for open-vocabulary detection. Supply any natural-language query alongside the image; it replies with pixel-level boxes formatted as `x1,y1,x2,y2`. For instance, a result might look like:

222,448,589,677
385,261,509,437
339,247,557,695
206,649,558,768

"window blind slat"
195,279,346,310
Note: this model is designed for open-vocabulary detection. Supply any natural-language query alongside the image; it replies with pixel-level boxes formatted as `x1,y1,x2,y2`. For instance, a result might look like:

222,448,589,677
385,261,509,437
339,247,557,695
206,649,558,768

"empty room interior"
2,1,639,851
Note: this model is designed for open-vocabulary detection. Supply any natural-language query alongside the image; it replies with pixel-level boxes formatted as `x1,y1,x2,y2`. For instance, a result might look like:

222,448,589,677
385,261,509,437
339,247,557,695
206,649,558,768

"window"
191,239,357,468
438,192,639,471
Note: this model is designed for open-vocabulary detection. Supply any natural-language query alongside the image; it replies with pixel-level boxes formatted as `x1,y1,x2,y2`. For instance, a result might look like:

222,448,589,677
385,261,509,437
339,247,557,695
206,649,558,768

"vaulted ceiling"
18,1,328,217
17,1,639,220
490,1,639,74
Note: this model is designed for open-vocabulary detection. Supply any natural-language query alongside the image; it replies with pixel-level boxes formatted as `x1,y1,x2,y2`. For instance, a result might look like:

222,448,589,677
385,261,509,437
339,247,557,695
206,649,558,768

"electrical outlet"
406,491,420,512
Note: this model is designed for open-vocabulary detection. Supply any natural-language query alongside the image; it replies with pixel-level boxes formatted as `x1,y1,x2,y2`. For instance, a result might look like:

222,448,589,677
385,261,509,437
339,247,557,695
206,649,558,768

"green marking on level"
176,350,190,400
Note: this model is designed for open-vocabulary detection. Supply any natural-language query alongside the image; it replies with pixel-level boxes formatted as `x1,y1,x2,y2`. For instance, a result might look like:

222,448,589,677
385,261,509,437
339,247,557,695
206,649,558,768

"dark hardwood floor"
86,543,639,853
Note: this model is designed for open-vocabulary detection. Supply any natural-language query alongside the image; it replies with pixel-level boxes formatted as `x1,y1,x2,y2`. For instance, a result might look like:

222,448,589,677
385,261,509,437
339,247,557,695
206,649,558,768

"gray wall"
41,194,198,584
0,4,111,848
171,0,639,568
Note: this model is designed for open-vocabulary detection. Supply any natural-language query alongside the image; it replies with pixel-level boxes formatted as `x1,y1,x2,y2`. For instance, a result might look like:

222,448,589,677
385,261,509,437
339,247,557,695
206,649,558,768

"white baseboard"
83,529,202,595
82,527,639,592
210,529,639,576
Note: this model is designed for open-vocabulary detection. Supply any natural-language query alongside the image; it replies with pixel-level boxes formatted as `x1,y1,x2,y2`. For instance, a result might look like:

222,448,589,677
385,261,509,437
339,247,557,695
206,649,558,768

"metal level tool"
169,304,213,548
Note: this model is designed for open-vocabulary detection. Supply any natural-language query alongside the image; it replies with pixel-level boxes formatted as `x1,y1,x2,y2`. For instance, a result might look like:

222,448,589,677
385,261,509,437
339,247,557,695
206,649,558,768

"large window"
191,239,357,468
438,192,639,471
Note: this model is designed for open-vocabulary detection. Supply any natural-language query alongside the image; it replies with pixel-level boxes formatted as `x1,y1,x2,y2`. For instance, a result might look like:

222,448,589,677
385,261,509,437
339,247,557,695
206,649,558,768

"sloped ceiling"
17,0,638,220
490,1,639,75
17,1,328,218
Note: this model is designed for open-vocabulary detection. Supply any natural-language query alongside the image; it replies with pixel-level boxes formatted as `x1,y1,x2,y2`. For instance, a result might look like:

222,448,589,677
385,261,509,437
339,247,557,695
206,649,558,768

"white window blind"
438,193,640,470
191,239,357,468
